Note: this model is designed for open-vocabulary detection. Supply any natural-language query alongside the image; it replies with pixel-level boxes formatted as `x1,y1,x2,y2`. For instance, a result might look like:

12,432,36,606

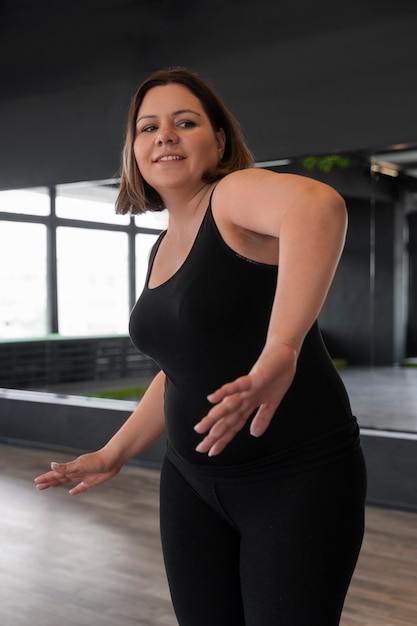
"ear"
216,128,226,158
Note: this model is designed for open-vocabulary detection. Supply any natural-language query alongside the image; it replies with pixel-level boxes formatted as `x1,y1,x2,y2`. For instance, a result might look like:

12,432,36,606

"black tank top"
129,200,359,469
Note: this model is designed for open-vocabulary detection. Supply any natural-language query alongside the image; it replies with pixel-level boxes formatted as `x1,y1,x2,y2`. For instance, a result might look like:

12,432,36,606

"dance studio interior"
1,2,416,624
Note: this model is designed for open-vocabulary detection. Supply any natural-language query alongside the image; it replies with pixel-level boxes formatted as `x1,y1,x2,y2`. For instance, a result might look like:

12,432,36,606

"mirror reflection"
0,147,416,433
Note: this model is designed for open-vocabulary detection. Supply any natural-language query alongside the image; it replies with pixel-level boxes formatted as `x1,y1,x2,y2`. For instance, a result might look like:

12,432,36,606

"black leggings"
159,447,367,626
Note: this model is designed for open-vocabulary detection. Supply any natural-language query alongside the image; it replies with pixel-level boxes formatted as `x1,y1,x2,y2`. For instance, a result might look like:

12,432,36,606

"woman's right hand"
34,449,122,495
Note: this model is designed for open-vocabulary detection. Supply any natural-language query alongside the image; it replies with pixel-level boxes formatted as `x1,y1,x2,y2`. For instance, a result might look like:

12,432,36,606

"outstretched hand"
194,342,297,457
34,449,122,495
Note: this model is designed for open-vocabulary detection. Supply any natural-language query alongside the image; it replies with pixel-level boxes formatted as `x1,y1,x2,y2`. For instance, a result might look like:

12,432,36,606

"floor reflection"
29,366,417,435
340,366,417,433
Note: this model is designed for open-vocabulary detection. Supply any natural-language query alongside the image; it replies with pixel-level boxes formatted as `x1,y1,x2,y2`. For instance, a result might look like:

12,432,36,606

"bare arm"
194,169,347,456
35,370,166,494
102,370,166,465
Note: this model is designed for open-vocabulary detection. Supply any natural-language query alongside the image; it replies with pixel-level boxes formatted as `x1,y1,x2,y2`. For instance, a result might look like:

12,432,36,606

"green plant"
301,154,356,173
86,385,148,400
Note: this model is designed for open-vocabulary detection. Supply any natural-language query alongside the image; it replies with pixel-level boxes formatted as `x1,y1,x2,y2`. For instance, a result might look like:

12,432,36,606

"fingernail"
51,462,60,470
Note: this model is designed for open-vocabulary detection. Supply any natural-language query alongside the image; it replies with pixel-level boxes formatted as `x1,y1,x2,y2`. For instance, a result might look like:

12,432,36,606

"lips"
154,154,185,163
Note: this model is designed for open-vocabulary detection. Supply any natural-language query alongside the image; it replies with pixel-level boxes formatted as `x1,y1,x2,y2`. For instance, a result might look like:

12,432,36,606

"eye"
178,120,196,129
140,124,157,133
136,122,158,134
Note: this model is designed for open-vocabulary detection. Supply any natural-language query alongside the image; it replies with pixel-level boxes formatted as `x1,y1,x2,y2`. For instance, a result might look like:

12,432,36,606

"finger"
69,482,90,496
35,479,58,490
50,461,65,473
196,412,246,454
196,432,232,456
34,471,72,489
34,471,53,485
195,434,217,454
50,459,90,482
194,405,230,435
195,392,251,434
207,376,251,404
34,462,70,483
207,429,240,457
250,403,278,437
50,460,79,475
195,420,234,453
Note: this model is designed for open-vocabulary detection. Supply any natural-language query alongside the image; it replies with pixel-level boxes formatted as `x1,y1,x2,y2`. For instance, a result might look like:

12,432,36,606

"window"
56,228,129,336
0,222,47,338
135,210,167,293
0,188,50,216
135,209,168,230
56,183,130,225
0,182,165,340
136,233,160,294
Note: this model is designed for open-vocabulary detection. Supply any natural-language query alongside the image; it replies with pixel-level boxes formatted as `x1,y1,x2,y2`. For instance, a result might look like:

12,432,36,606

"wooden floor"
1,443,416,626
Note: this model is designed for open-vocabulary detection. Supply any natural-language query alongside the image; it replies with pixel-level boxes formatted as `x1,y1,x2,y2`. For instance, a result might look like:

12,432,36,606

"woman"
35,68,367,625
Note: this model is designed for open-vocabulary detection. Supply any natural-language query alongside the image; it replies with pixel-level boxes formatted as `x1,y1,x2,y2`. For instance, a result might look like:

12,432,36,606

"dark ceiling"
1,0,417,187
1,0,416,97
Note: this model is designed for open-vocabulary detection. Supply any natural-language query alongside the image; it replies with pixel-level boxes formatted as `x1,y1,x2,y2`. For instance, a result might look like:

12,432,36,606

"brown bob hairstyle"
115,67,254,214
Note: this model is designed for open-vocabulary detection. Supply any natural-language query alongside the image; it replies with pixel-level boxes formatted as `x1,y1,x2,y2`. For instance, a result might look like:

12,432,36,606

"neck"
161,182,215,234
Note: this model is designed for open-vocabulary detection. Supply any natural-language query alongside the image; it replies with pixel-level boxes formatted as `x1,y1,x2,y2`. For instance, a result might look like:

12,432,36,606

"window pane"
56,182,130,225
135,209,168,230
0,188,50,216
136,233,160,294
0,222,47,338
57,228,129,336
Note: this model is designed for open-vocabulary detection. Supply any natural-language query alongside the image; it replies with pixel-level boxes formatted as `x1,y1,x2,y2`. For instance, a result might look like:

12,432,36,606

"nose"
155,124,178,145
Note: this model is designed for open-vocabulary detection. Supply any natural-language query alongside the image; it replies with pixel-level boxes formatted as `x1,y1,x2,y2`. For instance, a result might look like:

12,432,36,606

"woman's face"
133,84,225,197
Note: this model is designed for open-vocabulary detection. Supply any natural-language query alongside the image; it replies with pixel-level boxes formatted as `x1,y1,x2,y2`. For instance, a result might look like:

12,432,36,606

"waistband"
166,417,361,483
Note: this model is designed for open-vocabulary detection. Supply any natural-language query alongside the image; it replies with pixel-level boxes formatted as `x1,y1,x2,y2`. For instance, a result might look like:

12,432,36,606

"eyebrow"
136,109,203,123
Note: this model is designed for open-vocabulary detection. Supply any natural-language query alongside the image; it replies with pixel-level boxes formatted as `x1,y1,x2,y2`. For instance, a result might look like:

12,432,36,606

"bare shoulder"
218,167,343,198
213,168,345,236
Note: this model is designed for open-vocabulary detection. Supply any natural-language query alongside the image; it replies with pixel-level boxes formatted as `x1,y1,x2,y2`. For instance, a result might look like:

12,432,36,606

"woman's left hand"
194,342,297,456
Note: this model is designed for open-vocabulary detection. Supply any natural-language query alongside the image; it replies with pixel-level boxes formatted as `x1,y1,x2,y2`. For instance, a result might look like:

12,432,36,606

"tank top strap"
144,185,218,289
145,229,167,287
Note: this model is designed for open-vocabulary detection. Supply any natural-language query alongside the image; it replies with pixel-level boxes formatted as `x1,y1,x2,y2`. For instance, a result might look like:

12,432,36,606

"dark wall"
407,212,417,356
374,201,396,364
1,1,417,189
320,197,372,364
320,196,395,365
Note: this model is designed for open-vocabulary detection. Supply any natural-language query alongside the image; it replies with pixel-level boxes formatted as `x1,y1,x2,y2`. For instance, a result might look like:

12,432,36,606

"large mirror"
254,145,417,434
313,146,417,434
1,145,416,435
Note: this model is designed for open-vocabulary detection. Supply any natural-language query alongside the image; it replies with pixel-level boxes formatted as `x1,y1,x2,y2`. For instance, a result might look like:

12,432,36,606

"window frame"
0,181,163,338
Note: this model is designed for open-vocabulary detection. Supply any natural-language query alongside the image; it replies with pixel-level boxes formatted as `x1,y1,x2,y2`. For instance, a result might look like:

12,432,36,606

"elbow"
332,201,348,256
324,189,348,236
309,188,348,252
306,179,348,230
326,185,347,214
335,193,348,238
334,190,347,218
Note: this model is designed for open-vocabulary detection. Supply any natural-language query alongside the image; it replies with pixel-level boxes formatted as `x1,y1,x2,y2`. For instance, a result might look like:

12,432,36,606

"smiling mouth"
155,155,185,162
